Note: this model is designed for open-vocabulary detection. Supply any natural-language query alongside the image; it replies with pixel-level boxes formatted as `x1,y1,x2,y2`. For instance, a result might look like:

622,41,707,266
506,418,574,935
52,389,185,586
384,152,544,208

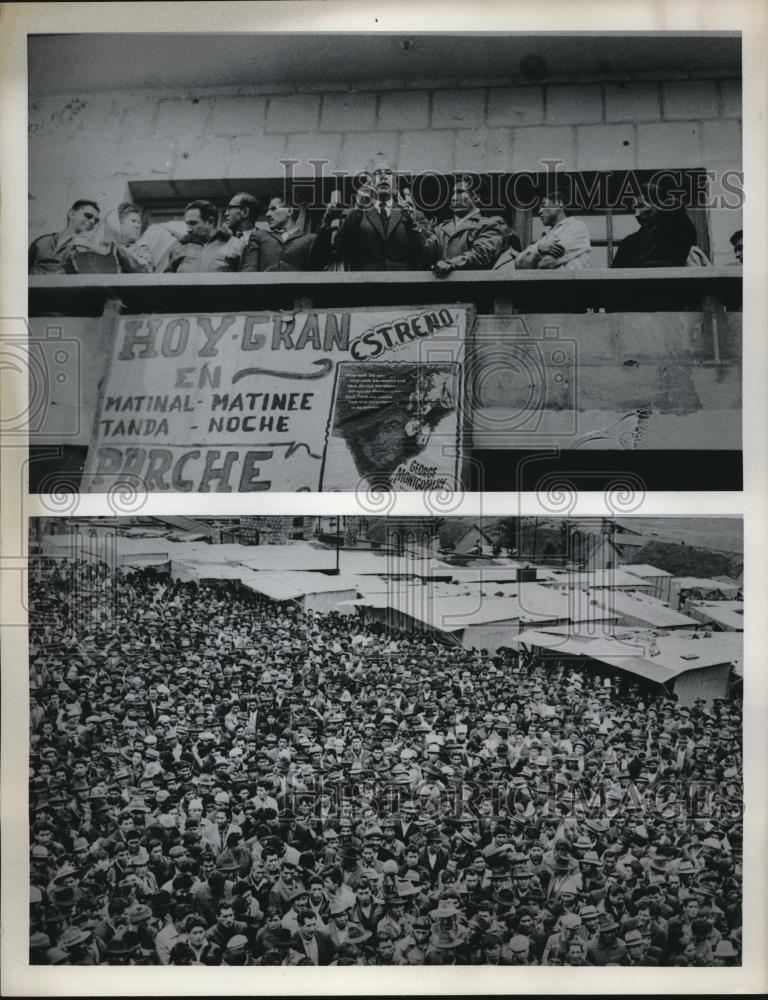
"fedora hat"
58,925,91,948
433,898,461,920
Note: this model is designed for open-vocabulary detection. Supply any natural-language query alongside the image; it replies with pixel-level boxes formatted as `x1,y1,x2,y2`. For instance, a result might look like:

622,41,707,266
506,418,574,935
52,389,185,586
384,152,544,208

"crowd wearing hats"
28,561,743,966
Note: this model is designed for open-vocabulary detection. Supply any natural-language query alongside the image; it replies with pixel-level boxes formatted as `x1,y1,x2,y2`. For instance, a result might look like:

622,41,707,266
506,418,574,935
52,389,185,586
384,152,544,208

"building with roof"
621,563,674,603
28,33,743,266
239,515,316,544
570,533,623,572
539,568,654,593
364,517,443,557
586,588,698,631
685,600,745,632
670,576,741,608
444,565,539,585
509,628,742,705
451,523,499,556
351,582,618,653
27,32,742,494
239,571,360,613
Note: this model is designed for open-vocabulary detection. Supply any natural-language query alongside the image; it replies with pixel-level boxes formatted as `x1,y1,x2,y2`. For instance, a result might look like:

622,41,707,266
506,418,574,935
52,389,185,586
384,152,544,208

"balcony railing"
26,265,742,492
29,266,742,315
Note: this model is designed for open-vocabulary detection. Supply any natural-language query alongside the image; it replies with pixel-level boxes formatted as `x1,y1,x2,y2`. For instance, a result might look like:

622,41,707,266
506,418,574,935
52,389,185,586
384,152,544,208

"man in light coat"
432,178,509,276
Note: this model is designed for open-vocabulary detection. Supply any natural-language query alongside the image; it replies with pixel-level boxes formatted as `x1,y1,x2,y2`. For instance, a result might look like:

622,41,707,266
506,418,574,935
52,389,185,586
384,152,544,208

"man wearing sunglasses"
28,199,101,274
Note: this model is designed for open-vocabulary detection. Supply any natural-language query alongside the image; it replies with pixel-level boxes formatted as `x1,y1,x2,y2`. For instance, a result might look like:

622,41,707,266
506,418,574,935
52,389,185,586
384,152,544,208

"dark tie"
379,204,389,234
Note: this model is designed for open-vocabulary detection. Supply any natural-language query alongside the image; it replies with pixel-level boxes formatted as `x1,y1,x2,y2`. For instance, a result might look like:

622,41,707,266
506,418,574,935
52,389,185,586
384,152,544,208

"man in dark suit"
145,685,162,725
335,165,435,271
289,909,337,965
241,196,323,272
394,804,420,847
419,827,450,885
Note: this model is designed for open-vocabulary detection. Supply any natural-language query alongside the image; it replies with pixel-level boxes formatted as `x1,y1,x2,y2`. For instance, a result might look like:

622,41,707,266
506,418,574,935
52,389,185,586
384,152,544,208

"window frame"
128,168,711,262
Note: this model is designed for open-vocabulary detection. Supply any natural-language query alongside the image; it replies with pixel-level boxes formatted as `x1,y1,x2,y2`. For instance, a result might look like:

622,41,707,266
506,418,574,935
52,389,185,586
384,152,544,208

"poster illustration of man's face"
356,406,413,471
334,365,457,488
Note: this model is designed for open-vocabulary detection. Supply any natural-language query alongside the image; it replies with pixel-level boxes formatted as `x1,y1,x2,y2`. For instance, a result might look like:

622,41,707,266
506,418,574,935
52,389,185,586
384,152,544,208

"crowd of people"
28,168,740,276
28,558,743,967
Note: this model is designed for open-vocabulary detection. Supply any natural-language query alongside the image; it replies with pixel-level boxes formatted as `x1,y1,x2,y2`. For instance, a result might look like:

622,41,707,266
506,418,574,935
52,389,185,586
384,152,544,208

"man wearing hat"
29,930,51,965
504,932,537,965
327,897,357,948
620,927,657,966
377,891,412,943
379,816,406,863
26,552,745,968
394,914,433,964
419,825,451,886
586,914,626,966
712,937,739,966
280,885,314,935
105,930,142,965
424,916,468,964
393,801,420,845
58,925,99,965
221,933,254,965
541,911,583,965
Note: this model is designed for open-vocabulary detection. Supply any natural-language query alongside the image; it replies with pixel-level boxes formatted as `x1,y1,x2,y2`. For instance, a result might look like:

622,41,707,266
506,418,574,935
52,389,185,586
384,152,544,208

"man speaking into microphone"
334,163,436,271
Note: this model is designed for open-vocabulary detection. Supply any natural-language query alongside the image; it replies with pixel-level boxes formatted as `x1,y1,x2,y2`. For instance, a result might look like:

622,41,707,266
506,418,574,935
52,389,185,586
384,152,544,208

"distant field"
622,517,743,555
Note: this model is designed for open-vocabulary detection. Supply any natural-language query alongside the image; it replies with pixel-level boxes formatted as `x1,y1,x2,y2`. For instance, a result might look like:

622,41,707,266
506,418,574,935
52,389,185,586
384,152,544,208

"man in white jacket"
495,191,591,272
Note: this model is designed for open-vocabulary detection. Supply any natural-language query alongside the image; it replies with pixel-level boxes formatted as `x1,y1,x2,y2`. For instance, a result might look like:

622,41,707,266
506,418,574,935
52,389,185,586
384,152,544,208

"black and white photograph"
1,3,765,996
26,514,743,967
24,29,743,493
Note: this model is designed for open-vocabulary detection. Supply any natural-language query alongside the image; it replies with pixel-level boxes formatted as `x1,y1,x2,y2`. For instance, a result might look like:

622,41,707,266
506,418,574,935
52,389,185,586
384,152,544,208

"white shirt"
301,934,319,964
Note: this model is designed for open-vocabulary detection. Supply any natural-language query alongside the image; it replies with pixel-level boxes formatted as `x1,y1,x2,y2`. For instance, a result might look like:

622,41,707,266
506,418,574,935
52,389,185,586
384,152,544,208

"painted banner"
83,306,472,492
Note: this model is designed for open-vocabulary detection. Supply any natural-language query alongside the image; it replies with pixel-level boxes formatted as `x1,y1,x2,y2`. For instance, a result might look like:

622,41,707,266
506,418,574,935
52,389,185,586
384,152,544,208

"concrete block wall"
29,76,742,262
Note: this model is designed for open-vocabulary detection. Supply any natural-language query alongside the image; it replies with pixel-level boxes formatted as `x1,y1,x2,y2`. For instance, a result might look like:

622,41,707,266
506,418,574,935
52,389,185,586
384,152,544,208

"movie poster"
82,305,472,492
